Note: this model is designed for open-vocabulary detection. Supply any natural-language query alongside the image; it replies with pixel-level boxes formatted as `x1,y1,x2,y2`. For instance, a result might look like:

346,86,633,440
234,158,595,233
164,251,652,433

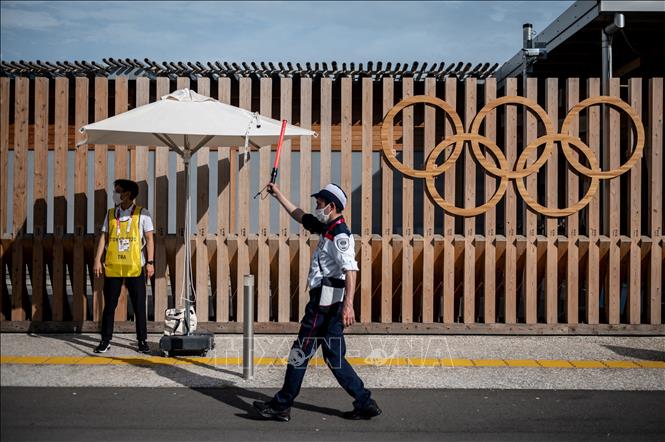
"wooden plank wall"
0,75,662,331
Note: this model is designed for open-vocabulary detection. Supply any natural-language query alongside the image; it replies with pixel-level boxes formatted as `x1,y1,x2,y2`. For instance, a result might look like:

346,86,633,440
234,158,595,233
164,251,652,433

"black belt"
321,276,345,288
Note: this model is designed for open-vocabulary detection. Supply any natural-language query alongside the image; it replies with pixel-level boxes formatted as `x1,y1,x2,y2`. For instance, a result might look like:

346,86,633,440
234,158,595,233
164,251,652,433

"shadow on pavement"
32,333,137,352
602,344,665,361
118,352,344,420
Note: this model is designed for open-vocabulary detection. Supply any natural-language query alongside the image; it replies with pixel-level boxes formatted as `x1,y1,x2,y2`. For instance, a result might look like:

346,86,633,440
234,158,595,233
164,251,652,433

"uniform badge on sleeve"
334,236,350,252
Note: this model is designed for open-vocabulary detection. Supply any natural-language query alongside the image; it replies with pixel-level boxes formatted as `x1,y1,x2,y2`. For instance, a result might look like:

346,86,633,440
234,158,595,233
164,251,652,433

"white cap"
311,183,347,210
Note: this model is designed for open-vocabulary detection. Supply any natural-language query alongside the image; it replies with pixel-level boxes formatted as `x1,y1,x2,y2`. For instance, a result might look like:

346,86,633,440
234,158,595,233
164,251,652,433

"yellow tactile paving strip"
1,355,663,368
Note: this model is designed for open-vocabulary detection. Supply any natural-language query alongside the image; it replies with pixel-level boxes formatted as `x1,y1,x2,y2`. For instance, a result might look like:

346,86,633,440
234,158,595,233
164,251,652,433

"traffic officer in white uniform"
253,183,381,422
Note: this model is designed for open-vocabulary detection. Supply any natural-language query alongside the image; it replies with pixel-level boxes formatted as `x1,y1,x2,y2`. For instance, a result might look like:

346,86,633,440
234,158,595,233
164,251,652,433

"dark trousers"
270,287,372,410
101,271,147,342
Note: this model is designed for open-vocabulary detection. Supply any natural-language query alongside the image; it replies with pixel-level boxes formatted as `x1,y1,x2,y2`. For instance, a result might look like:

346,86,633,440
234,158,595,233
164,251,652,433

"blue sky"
1,1,574,64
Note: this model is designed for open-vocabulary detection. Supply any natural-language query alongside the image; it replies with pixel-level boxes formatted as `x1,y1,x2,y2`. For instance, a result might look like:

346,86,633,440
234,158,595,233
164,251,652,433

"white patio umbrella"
79,88,315,339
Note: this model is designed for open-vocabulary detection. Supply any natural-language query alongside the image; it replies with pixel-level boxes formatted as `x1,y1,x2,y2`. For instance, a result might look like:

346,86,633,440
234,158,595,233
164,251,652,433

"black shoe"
253,401,291,422
137,340,150,354
94,340,111,353
343,399,382,420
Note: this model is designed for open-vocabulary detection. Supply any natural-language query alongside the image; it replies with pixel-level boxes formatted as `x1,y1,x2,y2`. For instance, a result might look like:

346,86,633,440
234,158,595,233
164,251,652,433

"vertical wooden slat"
0,78,8,320
422,77,436,323
320,78,332,187
627,78,642,324
0,78,8,239
463,78,476,323
0,78,8,319
134,78,150,208
443,79,457,324
401,78,414,323
174,77,189,310
216,78,232,322
11,77,29,320
607,78,620,324
93,77,108,321
360,77,373,323
257,78,271,322
153,78,170,322
504,78,517,324
236,77,252,323
134,78,150,321
298,78,313,319
565,78,579,324
278,78,293,322
586,78,600,324
341,77,353,226
195,78,210,322
647,78,662,325
113,77,129,321
52,77,68,321
32,78,49,321
483,78,497,324
73,77,89,322
524,77,538,324
545,79,560,324
381,78,394,323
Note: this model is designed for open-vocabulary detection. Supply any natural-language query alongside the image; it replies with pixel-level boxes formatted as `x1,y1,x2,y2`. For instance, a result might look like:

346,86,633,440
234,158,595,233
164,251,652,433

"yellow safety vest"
105,205,143,278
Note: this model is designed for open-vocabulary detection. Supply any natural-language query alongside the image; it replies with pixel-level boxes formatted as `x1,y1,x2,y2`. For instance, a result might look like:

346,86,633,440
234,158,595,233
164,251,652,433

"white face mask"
112,191,123,206
315,204,332,223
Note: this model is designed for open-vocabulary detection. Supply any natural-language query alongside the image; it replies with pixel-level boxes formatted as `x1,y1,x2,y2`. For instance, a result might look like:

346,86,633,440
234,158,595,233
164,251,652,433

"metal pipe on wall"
601,13,625,233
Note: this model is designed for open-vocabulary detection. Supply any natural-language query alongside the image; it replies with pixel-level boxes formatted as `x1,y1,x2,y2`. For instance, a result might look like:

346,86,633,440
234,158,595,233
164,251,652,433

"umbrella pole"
183,148,193,336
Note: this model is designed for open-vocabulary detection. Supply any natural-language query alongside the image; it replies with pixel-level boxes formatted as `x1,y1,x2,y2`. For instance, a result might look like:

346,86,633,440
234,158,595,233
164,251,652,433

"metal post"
183,138,192,336
243,274,255,380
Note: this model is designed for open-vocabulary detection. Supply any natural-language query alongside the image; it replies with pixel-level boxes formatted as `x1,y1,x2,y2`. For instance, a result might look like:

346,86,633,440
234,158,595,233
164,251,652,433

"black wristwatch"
146,260,154,265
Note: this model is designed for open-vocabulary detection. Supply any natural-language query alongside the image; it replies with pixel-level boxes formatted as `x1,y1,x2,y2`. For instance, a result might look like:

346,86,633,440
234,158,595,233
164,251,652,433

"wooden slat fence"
0,76,662,333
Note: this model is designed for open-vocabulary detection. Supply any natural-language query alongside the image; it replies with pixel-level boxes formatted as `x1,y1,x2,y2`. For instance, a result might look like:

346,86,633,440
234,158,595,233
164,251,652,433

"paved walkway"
1,333,663,390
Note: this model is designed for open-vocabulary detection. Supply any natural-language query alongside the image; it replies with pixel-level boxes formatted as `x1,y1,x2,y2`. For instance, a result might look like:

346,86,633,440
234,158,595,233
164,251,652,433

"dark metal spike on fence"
72,60,86,70
17,60,31,70
9,61,24,71
90,61,107,72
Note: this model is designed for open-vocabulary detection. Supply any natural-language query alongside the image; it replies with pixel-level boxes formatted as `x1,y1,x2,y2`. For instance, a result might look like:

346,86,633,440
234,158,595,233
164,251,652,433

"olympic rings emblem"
380,95,645,218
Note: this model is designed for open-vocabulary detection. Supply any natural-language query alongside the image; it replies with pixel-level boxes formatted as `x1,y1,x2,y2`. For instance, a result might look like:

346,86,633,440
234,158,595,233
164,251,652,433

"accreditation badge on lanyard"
116,204,135,251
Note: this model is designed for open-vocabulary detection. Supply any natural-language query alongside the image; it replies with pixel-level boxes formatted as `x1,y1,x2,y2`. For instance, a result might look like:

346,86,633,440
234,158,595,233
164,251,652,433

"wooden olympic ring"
381,95,464,178
424,133,509,217
514,134,600,217
469,96,557,179
560,96,645,179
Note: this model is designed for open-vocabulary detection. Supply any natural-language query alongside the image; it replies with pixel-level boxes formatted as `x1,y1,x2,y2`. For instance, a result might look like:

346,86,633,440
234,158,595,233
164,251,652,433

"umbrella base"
159,332,215,357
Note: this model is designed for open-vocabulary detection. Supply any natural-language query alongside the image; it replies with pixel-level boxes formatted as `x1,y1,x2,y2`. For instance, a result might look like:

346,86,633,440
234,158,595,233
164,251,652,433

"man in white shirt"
93,179,154,354
253,183,381,422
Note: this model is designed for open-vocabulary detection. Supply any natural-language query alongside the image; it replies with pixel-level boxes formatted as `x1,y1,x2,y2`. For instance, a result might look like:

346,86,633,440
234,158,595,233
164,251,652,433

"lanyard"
323,217,344,240
115,204,135,236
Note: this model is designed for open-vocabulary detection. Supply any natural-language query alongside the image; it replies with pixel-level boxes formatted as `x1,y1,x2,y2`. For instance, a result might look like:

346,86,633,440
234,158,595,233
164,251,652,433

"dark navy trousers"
270,287,372,410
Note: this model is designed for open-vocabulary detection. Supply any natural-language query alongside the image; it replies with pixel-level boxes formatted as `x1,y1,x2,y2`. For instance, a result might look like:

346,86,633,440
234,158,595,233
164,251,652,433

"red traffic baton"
254,119,287,198
270,119,288,186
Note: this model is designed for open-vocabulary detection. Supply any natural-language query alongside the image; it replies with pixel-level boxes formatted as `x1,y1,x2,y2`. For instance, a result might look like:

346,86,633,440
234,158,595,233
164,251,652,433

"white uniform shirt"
303,214,359,290
101,204,154,266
